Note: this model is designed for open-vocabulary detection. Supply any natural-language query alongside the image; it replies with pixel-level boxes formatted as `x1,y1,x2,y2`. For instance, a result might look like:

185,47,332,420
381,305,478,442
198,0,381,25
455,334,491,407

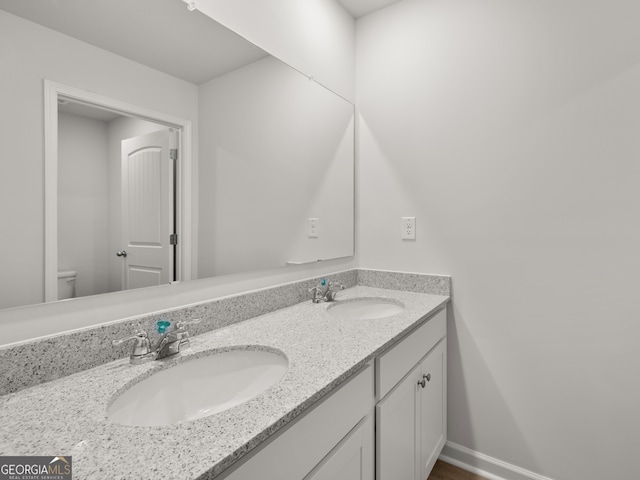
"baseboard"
439,442,555,480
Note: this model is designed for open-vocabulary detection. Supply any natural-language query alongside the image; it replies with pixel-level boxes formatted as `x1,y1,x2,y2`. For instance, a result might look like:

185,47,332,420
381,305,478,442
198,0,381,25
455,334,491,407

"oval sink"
107,348,288,427
326,297,405,320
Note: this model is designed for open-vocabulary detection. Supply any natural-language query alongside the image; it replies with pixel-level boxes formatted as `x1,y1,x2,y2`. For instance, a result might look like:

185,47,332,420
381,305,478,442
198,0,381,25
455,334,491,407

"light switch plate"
308,218,319,238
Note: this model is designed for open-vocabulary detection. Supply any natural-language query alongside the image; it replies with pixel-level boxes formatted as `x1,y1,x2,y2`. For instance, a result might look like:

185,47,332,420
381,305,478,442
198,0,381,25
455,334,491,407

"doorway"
44,80,193,302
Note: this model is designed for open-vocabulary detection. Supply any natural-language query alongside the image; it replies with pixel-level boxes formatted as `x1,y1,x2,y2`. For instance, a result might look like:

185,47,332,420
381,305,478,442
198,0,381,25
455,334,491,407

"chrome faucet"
154,318,201,359
309,278,345,303
112,328,152,364
112,318,201,365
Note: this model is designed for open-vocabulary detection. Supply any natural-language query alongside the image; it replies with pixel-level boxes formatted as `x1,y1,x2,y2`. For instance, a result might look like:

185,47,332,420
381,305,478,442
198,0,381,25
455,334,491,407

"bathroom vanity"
219,304,447,480
0,281,449,480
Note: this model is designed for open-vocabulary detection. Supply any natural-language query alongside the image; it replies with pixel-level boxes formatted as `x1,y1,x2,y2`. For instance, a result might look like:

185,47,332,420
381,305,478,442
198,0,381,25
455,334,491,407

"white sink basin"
326,297,405,320
107,348,288,426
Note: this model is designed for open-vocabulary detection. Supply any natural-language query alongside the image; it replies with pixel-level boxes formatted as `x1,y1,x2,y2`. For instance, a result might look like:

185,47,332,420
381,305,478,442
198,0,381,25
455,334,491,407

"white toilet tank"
57,270,77,300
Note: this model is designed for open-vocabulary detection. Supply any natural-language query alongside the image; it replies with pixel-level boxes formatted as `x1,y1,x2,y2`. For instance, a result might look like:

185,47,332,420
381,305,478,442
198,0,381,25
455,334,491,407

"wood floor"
427,460,489,480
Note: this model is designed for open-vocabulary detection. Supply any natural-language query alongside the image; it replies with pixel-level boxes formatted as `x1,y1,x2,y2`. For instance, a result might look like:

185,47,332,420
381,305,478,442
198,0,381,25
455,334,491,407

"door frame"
43,80,193,302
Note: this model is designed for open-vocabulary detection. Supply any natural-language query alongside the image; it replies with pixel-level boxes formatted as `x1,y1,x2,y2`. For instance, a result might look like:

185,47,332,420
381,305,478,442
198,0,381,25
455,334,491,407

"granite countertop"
0,286,448,479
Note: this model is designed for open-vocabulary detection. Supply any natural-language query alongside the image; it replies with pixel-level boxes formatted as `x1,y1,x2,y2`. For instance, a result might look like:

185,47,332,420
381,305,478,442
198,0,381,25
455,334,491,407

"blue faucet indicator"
156,320,171,334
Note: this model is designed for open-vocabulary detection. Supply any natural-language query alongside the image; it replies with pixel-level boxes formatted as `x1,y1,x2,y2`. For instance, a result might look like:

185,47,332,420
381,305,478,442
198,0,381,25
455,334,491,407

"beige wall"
356,0,640,478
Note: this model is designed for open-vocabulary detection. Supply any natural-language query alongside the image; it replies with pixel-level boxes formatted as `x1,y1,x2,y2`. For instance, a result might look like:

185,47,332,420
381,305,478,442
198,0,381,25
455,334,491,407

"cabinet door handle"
418,378,426,388
424,373,431,382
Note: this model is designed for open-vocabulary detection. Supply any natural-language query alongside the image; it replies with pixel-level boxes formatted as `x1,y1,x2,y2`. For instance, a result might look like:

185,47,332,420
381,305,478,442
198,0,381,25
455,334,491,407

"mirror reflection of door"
120,129,177,290
57,100,178,299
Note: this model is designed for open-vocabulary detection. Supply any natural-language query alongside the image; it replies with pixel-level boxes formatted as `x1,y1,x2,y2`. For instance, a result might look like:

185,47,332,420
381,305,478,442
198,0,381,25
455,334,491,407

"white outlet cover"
401,216,416,240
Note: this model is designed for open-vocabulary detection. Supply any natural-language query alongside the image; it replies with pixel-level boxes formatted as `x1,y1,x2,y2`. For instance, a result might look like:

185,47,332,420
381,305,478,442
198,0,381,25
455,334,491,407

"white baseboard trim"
439,441,555,480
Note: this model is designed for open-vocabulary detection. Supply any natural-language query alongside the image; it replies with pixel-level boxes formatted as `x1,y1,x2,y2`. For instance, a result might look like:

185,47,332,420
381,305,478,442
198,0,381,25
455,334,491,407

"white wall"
195,0,355,102
198,56,354,277
58,112,110,298
356,0,640,479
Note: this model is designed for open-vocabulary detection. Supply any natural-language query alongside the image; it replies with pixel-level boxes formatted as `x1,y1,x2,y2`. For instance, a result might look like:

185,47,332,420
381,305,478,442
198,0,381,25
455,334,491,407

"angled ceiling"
1,0,407,85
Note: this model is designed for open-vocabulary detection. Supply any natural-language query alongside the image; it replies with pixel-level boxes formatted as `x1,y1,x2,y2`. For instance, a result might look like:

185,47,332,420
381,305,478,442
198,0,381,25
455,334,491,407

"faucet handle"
175,318,201,330
112,329,148,346
325,282,345,301
308,285,323,303
112,329,151,358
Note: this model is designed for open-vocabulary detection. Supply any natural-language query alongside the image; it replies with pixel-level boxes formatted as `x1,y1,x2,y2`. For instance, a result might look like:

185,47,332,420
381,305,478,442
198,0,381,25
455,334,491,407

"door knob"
116,250,128,258
418,373,431,389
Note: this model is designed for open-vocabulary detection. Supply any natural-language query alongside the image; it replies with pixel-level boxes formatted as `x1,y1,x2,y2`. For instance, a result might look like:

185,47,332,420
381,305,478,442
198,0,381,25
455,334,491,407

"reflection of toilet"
57,270,77,300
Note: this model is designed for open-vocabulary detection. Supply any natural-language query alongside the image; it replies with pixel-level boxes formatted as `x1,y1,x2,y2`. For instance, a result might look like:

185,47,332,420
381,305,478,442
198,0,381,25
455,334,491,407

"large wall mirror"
0,0,354,311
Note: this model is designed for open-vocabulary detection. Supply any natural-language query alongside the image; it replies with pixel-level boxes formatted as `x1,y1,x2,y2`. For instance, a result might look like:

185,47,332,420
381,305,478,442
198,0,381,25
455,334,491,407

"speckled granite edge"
0,285,449,480
0,268,449,396
0,271,356,396
356,269,451,296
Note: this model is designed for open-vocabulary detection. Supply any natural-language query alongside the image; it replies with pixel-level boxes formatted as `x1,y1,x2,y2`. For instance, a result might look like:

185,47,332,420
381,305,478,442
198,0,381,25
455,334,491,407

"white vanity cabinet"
375,307,447,480
304,415,374,480
218,364,374,480
217,304,447,480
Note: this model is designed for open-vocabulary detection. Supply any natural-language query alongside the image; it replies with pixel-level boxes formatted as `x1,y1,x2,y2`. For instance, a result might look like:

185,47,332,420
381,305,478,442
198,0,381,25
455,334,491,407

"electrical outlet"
308,218,319,238
401,216,416,240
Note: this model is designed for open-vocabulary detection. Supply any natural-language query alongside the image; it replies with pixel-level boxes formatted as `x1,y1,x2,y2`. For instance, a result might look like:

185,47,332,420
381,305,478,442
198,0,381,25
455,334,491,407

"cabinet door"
419,340,446,480
376,363,420,480
305,415,374,480
219,365,374,480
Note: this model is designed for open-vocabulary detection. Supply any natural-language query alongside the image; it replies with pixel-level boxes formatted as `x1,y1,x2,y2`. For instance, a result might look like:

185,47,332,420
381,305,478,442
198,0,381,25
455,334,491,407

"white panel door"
120,129,175,290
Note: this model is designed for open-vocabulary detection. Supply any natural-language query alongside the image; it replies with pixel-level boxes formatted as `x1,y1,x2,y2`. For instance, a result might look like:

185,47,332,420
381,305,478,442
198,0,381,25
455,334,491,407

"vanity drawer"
375,306,446,400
